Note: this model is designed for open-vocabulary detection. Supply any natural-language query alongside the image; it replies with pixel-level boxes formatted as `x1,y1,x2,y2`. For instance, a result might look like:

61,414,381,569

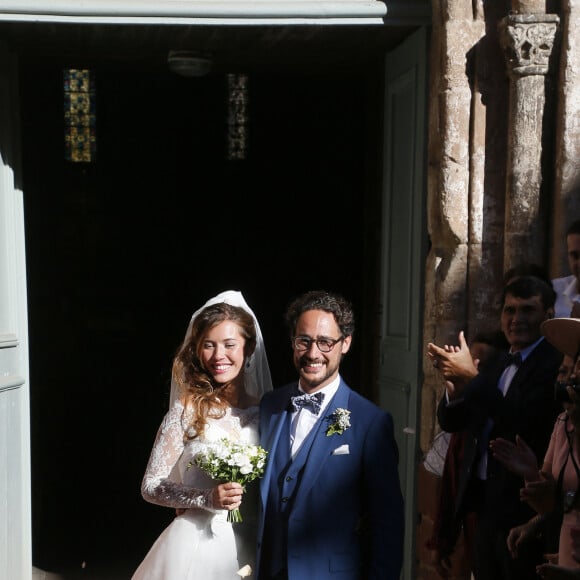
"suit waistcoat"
264,409,324,574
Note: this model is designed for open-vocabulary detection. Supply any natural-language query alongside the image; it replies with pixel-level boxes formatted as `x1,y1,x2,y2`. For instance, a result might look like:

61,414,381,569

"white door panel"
0,44,31,580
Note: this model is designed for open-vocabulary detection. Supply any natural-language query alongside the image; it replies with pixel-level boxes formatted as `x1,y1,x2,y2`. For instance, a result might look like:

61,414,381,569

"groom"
256,290,404,580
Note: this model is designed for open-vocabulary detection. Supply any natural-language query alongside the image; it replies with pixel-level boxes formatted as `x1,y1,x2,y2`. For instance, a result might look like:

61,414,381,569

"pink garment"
542,412,580,568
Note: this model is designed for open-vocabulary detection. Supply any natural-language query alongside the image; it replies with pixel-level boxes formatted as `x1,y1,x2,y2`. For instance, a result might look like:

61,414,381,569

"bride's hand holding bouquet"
191,438,268,523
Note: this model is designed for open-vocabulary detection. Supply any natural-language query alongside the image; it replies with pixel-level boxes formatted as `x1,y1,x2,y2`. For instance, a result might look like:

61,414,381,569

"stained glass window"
227,74,248,160
64,69,96,162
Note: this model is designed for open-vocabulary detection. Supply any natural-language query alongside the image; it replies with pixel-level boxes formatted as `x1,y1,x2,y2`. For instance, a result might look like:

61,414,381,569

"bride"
132,291,273,579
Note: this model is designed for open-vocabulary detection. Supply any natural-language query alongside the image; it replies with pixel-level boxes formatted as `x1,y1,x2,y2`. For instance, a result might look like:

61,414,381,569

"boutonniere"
326,408,351,436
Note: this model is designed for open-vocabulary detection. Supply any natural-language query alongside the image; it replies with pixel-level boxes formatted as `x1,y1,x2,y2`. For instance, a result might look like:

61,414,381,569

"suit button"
285,476,293,482
281,497,289,502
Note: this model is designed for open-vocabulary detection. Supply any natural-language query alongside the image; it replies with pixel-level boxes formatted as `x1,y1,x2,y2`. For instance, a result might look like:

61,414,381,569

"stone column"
499,10,559,270
550,1,580,278
423,0,485,451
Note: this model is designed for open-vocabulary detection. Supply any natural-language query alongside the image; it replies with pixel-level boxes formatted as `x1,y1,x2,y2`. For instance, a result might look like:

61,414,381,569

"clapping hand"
427,331,478,399
506,518,539,559
521,471,556,514
489,434,556,513
489,435,538,480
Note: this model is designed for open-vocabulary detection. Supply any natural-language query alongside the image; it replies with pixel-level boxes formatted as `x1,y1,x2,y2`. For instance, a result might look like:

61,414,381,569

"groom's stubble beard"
295,354,341,391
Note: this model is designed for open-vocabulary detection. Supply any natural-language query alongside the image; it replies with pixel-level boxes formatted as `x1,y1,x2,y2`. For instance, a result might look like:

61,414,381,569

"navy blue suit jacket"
257,378,404,580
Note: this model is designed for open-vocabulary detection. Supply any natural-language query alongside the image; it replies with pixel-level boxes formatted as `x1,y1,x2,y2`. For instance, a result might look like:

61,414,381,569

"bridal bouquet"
192,438,268,523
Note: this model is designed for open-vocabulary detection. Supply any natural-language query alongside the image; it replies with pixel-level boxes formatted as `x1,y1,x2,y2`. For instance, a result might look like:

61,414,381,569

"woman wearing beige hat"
490,317,580,578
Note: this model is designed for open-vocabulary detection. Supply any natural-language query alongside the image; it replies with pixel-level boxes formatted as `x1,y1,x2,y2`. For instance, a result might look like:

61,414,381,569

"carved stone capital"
499,13,559,77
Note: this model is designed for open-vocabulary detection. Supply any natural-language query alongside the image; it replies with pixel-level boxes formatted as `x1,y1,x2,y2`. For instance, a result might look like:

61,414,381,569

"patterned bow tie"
506,352,522,368
290,392,325,415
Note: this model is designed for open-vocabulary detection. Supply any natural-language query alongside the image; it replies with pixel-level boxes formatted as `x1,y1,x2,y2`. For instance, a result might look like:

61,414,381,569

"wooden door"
379,26,428,580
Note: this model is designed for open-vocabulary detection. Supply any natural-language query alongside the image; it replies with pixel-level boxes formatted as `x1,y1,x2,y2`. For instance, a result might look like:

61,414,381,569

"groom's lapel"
297,384,350,496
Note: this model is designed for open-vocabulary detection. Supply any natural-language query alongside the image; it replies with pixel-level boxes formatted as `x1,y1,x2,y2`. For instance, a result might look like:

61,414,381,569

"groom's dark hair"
284,290,355,338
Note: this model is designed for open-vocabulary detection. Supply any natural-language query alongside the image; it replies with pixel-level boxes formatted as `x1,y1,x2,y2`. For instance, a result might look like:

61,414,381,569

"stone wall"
417,0,580,577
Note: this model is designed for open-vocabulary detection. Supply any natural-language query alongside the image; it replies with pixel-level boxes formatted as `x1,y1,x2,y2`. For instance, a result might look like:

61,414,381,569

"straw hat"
541,317,580,358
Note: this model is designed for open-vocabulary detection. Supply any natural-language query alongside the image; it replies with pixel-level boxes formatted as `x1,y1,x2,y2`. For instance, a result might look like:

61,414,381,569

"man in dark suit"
435,275,563,580
256,290,404,580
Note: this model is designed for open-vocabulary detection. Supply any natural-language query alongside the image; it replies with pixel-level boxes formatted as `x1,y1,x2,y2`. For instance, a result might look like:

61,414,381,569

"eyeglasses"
292,336,344,353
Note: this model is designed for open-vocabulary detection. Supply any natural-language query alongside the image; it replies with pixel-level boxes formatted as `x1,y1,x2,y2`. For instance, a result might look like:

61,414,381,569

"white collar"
563,276,580,300
513,336,544,363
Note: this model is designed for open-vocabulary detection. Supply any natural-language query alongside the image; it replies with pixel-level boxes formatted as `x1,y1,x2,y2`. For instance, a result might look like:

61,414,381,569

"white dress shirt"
553,274,580,318
290,376,340,458
476,337,544,479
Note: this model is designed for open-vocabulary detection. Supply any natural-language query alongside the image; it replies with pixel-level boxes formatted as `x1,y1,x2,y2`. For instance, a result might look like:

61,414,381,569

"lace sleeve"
140,403,215,511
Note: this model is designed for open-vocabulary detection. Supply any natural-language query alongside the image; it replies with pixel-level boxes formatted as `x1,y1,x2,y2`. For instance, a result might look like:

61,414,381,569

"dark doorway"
20,49,384,577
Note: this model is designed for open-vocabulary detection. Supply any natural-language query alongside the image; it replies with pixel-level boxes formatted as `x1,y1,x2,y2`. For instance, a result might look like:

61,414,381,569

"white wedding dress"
132,400,260,580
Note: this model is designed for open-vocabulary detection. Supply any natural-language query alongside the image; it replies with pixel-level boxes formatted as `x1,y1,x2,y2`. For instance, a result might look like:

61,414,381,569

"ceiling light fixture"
168,50,212,77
